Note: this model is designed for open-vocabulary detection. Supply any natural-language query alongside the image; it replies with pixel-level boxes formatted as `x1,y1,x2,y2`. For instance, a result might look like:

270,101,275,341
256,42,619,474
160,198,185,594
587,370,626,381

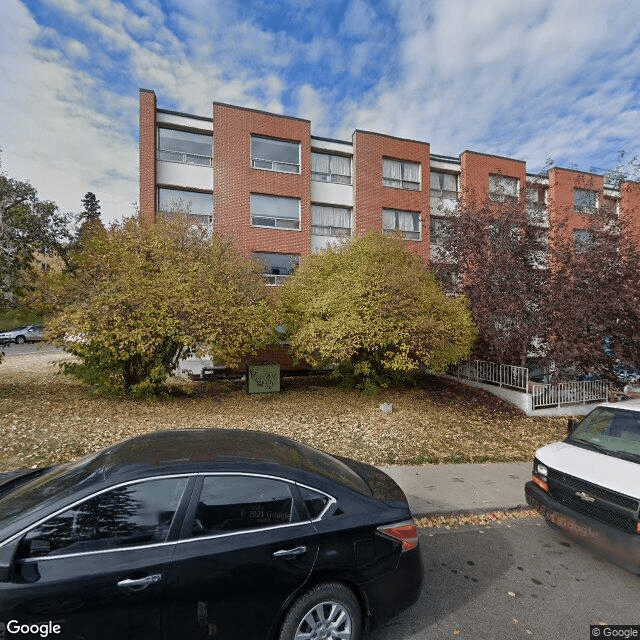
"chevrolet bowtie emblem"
575,491,596,503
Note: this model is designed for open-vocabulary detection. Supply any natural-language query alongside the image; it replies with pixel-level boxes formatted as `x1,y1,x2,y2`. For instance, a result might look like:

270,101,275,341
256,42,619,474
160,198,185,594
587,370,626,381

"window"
311,205,351,237
18,478,189,558
250,194,300,230
430,172,458,199
311,153,351,184
526,185,548,226
382,158,421,190
573,229,594,253
251,136,300,173
574,188,598,214
253,252,299,285
157,128,212,166
489,175,519,202
158,188,213,225
190,476,299,536
382,209,421,241
603,196,619,217
298,486,331,519
429,217,452,247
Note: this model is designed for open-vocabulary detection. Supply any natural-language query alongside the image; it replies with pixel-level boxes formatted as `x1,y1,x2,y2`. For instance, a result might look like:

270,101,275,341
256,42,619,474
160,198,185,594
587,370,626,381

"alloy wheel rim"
293,600,352,640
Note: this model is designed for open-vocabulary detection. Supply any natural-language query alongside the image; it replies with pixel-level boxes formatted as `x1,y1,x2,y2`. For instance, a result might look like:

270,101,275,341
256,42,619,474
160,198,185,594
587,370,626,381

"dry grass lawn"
0,352,567,472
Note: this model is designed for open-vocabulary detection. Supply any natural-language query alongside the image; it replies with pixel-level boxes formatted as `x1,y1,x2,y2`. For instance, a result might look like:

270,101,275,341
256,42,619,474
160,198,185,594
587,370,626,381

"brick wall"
139,89,157,224
459,150,527,211
353,130,430,261
548,167,605,247
620,180,640,242
213,103,312,260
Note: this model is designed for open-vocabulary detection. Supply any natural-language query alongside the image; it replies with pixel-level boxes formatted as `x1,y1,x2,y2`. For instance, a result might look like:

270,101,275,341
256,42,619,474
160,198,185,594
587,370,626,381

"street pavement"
380,461,532,517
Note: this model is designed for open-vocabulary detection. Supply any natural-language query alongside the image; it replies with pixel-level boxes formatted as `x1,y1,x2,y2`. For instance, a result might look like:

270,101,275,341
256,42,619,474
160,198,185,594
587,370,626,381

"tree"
44,216,275,396
0,154,71,305
432,177,550,367
80,192,101,224
278,231,477,391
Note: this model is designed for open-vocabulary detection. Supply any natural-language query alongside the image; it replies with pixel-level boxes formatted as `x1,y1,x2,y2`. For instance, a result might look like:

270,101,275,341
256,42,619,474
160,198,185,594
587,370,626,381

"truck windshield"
568,407,640,459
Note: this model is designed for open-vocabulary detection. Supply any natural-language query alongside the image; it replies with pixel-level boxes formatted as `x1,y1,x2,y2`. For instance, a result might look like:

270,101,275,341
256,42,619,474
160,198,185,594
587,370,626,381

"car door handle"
117,574,162,589
273,546,307,558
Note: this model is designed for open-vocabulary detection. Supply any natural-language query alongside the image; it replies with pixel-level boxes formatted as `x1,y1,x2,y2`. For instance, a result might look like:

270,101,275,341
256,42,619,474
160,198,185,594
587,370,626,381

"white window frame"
574,188,598,214
429,172,458,199
311,204,352,238
311,153,352,185
382,158,421,191
489,175,519,202
250,194,301,231
253,252,299,286
157,188,213,226
573,229,595,253
157,128,212,167
382,209,421,241
251,136,300,174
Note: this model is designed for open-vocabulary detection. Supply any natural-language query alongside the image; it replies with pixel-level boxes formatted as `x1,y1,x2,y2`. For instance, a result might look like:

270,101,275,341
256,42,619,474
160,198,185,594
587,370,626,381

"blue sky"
2,0,640,223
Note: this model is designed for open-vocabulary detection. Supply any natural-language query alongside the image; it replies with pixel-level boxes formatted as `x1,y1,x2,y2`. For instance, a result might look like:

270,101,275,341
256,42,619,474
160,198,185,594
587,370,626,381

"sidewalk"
379,461,532,517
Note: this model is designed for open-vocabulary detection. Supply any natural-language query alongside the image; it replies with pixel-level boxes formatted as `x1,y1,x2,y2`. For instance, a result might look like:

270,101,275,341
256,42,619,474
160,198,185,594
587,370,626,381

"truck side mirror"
567,417,579,434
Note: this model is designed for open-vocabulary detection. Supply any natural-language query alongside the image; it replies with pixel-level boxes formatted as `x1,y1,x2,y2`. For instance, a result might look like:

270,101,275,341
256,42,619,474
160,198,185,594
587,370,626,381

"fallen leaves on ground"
0,352,566,472
417,508,540,529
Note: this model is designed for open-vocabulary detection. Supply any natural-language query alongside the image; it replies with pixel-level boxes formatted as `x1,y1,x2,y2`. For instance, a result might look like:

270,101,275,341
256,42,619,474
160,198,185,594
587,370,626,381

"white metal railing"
447,360,529,391
530,380,610,409
158,149,212,167
263,274,291,286
252,158,300,173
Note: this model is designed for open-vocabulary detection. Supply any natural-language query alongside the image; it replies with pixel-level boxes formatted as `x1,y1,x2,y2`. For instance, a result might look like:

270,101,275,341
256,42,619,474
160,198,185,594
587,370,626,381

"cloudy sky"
2,0,639,224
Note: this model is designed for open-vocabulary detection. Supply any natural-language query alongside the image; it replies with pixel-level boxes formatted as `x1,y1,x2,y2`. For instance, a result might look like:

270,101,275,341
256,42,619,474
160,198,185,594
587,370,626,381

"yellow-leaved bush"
278,231,477,391
44,216,275,396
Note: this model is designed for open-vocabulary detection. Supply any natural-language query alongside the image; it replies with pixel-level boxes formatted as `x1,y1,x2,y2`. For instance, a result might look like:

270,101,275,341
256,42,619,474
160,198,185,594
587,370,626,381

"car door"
163,473,318,640
0,475,193,640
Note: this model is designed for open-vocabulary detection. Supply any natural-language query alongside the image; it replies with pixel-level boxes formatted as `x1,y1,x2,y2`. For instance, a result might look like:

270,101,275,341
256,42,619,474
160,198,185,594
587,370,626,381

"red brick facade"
353,131,430,261
139,90,640,265
213,103,311,261
139,89,157,224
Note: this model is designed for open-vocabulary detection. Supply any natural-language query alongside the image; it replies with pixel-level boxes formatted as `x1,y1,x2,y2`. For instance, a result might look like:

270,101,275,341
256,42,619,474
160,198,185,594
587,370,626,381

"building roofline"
212,101,310,124
311,134,352,146
430,153,460,163
548,166,606,179
157,108,213,123
354,129,430,147
461,149,526,165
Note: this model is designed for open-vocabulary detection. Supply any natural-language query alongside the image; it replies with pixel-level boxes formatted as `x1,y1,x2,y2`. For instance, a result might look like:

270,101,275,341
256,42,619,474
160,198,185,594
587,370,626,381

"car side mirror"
567,417,580,434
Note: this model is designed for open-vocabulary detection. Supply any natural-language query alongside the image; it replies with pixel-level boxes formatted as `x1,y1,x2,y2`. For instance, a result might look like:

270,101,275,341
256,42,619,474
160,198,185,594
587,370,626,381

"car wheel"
278,582,362,640
15,336,26,344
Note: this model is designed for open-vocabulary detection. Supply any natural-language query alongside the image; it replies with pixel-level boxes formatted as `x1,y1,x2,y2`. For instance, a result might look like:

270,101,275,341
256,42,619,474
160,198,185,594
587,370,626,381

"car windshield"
568,407,640,460
0,450,106,534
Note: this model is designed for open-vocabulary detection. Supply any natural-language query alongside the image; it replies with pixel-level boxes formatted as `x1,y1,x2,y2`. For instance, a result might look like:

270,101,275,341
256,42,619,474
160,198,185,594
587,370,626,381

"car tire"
278,582,362,640
15,336,26,344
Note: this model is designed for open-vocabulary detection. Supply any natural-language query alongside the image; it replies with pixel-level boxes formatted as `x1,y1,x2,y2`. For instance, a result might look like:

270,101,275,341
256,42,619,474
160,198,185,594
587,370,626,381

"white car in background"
0,325,45,345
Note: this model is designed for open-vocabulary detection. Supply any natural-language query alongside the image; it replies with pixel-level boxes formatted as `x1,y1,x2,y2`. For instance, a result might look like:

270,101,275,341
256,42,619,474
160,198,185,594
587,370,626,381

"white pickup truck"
526,392,640,573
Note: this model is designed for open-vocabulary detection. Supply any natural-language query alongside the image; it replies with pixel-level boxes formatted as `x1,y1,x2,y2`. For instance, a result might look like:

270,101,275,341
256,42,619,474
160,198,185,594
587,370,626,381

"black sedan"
0,429,422,640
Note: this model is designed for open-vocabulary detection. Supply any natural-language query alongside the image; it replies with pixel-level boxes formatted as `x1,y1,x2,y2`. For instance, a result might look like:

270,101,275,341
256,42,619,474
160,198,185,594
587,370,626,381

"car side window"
191,476,299,536
298,486,330,519
18,477,189,559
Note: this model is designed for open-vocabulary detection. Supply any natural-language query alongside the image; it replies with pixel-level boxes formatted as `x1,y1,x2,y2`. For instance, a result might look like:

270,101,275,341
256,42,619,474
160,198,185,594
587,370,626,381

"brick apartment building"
139,88,640,283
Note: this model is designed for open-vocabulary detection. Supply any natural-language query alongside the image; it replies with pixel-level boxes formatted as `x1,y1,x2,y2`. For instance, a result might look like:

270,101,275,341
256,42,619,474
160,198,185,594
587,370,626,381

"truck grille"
547,468,639,534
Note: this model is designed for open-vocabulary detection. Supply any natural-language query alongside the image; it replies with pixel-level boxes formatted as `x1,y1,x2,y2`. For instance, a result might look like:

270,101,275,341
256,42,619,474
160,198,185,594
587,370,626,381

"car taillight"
377,520,419,552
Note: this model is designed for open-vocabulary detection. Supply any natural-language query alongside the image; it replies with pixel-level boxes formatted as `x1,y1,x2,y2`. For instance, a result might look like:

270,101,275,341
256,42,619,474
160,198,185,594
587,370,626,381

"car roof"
90,428,370,493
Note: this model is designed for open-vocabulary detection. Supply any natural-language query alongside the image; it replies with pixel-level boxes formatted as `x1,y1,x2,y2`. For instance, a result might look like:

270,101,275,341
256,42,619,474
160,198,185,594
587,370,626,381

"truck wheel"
278,582,362,640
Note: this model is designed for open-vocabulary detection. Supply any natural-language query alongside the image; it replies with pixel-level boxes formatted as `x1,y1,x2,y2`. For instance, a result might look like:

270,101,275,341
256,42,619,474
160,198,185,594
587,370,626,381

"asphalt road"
370,517,640,640
0,341,62,357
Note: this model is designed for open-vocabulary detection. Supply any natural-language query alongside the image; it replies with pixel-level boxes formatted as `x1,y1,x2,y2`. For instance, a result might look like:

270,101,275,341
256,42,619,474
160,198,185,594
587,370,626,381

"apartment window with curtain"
526,184,548,226
157,128,212,166
382,209,421,240
251,136,300,173
429,172,457,199
574,188,598,214
489,175,519,202
157,188,213,225
250,194,300,230
382,158,421,190
311,153,352,185
311,204,352,237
